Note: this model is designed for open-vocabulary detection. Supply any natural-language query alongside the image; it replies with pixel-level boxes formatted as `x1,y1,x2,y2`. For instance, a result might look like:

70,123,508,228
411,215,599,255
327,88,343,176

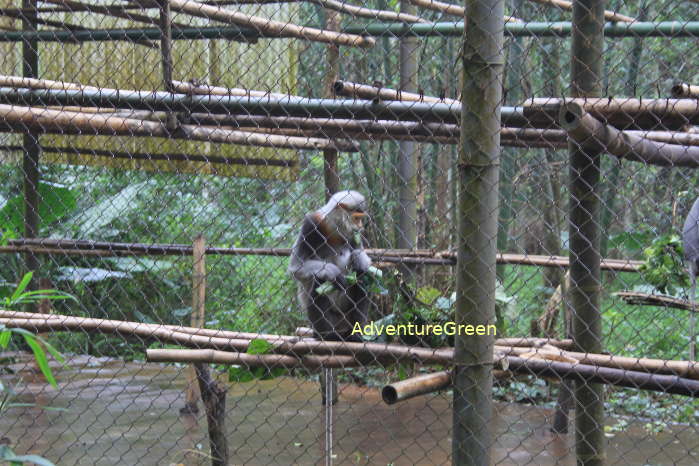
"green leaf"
247,339,274,355
10,272,33,303
228,366,255,383
0,182,77,237
0,330,10,348
23,335,58,389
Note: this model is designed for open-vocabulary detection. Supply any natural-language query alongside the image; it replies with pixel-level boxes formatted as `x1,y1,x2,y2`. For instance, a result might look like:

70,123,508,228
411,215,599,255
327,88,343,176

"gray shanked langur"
288,190,372,341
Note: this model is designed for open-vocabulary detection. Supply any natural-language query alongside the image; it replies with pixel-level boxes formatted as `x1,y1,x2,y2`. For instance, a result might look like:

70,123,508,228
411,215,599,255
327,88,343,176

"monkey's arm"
288,214,344,284
350,249,372,273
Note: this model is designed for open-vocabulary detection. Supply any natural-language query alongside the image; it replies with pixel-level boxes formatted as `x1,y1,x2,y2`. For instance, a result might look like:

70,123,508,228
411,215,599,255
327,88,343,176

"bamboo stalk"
525,97,699,130
160,0,376,48
527,0,634,23
193,363,228,466
615,291,697,312
315,0,426,23
560,102,699,167
382,370,451,404
42,0,191,28
172,80,291,99
407,0,520,22
1,238,644,271
507,356,699,397
183,235,207,413
0,74,98,91
0,104,358,151
147,348,362,368
333,80,460,105
671,82,699,99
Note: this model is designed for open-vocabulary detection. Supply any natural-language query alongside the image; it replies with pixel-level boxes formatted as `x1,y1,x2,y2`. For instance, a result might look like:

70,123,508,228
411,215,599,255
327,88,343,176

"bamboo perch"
313,0,426,23
0,104,358,151
560,102,699,167
172,80,291,100
671,83,699,99
333,80,460,105
148,348,363,368
1,238,644,271
506,356,699,397
0,74,98,91
382,371,451,404
5,313,698,381
615,291,697,312
527,0,634,23
150,0,376,48
525,97,699,130
41,0,192,29
407,0,520,22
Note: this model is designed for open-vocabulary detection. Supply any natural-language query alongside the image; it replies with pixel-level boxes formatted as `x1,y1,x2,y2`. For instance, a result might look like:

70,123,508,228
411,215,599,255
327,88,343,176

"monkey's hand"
314,262,344,284
351,249,372,274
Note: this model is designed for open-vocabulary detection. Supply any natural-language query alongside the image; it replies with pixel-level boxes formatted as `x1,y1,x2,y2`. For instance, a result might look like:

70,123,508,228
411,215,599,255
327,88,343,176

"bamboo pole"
160,0,375,48
560,102,699,167
171,80,290,99
41,0,191,28
407,0,520,22
147,348,361,368
453,0,503,462
322,8,341,201
382,371,452,404
525,97,699,130
527,0,634,23
0,74,98,91
0,104,358,151
615,291,698,312
315,0,426,23
569,0,605,462
1,238,645,271
333,80,460,105
183,235,207,413
671,82,699,99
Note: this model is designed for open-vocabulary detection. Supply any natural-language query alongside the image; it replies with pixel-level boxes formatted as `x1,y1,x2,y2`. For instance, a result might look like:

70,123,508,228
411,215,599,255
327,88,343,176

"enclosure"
0,0,699,465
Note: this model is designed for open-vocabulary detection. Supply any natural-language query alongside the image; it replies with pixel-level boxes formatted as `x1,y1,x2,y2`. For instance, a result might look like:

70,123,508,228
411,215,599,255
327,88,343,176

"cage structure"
0,0,699,465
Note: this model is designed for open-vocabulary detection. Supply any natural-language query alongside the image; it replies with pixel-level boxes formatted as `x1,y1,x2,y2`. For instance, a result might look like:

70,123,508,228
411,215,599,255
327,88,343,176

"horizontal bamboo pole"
314,0,426,23
2,238,643,271
506,346,699,379
0,104,357,151
506,356,699,397
382,370,452,404
147,348,361,368
172,80,291,100
527,0,634,23
344,21,699,38
560,102,699,167
527,97,699,130
42,0,192,28
333,79,459,105
615,291,697,313
671,82,699,99
0,74,98,91
407,0,520,22
162,0,375,48
0,86,527,126
0,26,259,43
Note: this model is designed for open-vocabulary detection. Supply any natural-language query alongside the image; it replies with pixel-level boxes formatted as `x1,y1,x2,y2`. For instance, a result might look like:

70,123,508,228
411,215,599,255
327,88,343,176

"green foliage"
227,338,285,383
0,445,55,466
0,182,77,239
638,234,690,296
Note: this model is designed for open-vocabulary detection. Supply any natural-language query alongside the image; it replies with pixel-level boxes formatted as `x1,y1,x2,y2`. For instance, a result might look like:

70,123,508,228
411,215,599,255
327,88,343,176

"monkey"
288,190,372,341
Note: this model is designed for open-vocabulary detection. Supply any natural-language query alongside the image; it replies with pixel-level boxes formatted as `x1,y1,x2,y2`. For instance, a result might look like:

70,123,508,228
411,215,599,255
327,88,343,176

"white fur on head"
317,190,366,219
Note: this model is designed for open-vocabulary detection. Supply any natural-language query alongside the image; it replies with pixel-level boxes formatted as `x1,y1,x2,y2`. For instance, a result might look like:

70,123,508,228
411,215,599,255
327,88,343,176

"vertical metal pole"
570,0,606,464
21,0,40,290
397,0,419,253
453,0,503,464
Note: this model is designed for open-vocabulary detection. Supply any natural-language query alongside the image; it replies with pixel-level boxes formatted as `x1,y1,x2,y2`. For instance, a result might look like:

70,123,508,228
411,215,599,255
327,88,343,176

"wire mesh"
0,0,698,465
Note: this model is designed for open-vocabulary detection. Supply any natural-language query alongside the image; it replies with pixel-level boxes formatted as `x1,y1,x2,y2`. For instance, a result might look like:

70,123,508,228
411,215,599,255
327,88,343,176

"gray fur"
289,191,372,341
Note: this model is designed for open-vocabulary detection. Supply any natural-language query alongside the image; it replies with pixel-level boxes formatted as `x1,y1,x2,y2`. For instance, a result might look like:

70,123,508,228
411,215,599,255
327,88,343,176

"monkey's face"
325,203,366,245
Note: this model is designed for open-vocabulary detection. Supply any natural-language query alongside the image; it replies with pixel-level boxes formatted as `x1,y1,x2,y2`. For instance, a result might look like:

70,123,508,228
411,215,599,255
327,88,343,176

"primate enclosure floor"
1,352,697,465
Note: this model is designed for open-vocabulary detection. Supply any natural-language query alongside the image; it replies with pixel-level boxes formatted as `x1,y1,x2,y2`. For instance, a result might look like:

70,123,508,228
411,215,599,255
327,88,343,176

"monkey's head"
317,190,367,245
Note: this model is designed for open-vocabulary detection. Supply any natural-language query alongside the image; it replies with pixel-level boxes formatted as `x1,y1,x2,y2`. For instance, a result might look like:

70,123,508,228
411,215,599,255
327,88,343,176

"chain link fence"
0,0,698,464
